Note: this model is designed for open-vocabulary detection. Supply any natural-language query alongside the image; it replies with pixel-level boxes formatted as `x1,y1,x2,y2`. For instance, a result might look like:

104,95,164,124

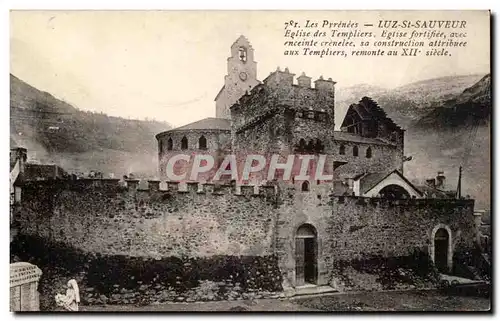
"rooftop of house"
416,184,456,199
23,163,68,182
354,170,423,197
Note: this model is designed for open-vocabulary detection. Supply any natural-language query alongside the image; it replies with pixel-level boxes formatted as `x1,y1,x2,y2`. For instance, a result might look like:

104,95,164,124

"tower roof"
174,117,230,131
156,118,230,138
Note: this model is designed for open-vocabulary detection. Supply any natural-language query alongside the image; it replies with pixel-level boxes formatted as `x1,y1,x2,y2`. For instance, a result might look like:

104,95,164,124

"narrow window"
315,139,324,153
353,146,359,157
366,147,372,158
295,138,307,154
181,136,188,150
167,138,173,151
301,181,310,192
339,144,345,155
306,140,315,153
199,135,207,150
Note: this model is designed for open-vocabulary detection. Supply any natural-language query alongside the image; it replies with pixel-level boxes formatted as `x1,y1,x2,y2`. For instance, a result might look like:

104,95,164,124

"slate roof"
356,170,423,196
24,163,68,181
358,172,390,195
415,185,455,199
164,117,231,133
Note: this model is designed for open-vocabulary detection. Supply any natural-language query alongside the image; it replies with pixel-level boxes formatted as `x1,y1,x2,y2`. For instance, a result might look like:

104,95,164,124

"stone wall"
157,129,231,154
231,69,336,156
15,180,278,258
331,139,403,176
13,179,282,309
233,112,282,154
157,129,231,181
13,178,476,305
11,235,283,310
275,186,476,290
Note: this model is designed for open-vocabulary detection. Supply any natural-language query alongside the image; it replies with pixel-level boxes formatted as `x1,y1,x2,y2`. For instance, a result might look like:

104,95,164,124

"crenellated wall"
15,179,278,258
230,69,337,157
13,178,476,301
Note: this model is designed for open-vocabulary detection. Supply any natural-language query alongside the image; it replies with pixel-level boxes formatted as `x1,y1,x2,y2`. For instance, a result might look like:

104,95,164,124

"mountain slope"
404,74,491,210
414,74,491,129
10,74,171,177
336,74,485,128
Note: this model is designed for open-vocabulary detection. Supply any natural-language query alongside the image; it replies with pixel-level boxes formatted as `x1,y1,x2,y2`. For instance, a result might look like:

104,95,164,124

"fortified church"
157,35,420,199
12,36,480,303
151,36,476,290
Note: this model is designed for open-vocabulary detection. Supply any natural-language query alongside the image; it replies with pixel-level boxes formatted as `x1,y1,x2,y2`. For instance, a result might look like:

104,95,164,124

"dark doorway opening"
434,228,449,273
304,238,317,284
295,224,318,286
379,184,411,199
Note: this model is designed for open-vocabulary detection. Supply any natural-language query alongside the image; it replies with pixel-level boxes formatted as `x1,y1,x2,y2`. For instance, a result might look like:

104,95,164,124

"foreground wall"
12,179,282,309
12,179,476,308
15,180,279,257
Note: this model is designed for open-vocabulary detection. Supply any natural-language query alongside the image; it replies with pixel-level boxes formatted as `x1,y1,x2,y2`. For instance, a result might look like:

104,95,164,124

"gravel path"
80,289,490,312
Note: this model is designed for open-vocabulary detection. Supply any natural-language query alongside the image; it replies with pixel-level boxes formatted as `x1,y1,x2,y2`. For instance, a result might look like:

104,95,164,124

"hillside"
414,74,491,129
404,74,491,210
10,74,171,178
336,74,485,128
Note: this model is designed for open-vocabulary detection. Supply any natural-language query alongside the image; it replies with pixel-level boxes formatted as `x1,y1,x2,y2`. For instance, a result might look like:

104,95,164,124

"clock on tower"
215,35,259,119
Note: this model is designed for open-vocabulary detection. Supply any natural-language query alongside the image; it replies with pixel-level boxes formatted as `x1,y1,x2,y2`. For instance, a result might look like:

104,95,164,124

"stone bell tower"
215,35,259,119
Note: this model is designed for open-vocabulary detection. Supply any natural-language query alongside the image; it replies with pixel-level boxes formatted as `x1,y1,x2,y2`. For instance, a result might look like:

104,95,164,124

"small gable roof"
356,170,423,197
358,172,390,195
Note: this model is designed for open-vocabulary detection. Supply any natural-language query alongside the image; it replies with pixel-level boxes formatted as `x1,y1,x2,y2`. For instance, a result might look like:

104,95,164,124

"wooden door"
295,238,305,286
435,228,449,273
304,238,317,284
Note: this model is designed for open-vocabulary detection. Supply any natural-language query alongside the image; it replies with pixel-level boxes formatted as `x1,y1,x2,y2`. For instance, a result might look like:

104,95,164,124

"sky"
10,10,490,127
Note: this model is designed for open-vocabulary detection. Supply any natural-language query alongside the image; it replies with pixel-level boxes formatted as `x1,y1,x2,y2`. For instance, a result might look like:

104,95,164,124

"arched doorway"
378,184,411,199
434,228,450,273
295,224,318,286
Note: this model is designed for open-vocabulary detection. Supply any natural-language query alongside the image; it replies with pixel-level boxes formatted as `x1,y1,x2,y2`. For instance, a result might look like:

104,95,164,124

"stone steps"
286,285,338,298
